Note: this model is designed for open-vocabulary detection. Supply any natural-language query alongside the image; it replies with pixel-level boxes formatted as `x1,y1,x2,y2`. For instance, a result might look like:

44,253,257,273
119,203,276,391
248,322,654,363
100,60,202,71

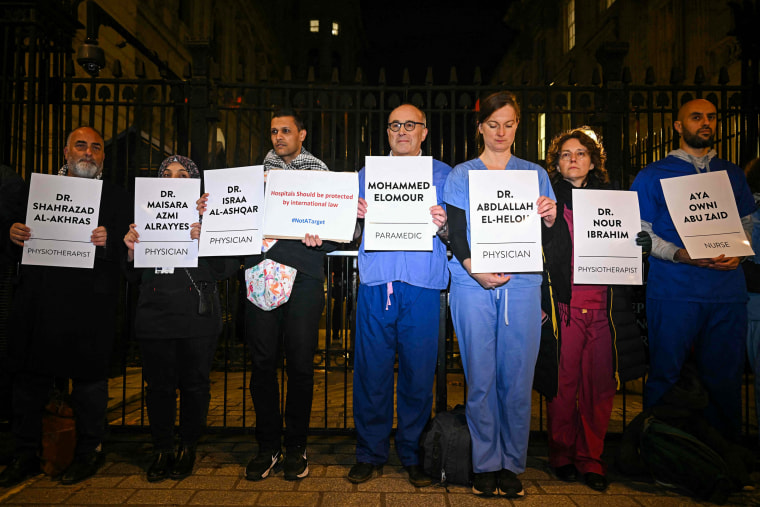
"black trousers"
12,371,107,458
139,335,218,451
246,273,324,451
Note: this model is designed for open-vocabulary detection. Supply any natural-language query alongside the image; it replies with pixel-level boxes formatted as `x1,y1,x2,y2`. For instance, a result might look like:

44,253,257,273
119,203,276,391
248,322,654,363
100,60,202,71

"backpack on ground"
419,405,471,486
41,390,76,477
639,416,733,504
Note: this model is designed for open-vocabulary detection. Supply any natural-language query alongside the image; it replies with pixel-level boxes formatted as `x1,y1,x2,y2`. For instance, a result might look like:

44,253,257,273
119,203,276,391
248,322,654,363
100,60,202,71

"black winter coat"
534,186,647,399
126,257,238,341
7,180,131,380
244,238,337,280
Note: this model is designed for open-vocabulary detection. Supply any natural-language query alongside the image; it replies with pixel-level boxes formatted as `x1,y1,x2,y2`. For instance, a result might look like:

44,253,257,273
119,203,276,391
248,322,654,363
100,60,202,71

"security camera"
77,40,105,77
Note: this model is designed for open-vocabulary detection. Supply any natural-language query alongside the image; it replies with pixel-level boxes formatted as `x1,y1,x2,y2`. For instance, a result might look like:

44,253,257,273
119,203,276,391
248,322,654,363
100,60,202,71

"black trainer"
471,471,497,497
347,462,378,484
283,447,309,481
496,469,524,498
245,450,283,481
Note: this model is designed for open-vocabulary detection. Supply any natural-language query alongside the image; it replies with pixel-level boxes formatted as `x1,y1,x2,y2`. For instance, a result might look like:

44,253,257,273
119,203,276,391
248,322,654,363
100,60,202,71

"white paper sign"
363,156,437,251
22,173,102,269
263,170,358,242
661,171,754,259
199,166,264,256
469,170,542,273
572,189,642,285
134,177,200,267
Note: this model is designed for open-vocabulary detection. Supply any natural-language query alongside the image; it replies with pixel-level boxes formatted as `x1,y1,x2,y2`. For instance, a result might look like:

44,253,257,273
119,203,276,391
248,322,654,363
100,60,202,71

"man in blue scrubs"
348,104,451,486
630,98,754,440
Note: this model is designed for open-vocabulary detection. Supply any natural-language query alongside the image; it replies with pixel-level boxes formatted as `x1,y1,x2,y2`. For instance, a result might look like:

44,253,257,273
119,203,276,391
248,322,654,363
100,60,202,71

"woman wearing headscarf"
123,155,236,482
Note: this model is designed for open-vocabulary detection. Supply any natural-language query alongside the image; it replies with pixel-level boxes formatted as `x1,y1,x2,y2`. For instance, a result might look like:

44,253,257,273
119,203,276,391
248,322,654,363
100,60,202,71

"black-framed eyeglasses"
387,121,426,132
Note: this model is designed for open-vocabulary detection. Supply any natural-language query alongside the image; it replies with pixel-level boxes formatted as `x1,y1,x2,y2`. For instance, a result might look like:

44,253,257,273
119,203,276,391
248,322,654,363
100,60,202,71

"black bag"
41,390,76,477
639,416,733,504
419,405,472,486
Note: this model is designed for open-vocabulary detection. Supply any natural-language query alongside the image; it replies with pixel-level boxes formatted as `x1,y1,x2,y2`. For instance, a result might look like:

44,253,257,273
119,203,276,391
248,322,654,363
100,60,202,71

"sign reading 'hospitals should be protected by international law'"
22,173,102,269
262,170,358,242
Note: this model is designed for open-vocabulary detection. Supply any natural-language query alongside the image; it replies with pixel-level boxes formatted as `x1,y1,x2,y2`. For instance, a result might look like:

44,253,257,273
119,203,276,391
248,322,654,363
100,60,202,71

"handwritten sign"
661,171,753,259
469,170,542,273
363,156,437,251
199,166,264,256
22,173,102,268
263,170,358,242
572,189,642,285
134,177,200,267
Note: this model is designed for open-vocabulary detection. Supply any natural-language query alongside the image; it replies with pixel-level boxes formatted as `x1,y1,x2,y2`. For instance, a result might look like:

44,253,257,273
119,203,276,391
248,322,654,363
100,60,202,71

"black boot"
170,445,196,480
0,455,39,488
60,451,105,485
146,452,174,483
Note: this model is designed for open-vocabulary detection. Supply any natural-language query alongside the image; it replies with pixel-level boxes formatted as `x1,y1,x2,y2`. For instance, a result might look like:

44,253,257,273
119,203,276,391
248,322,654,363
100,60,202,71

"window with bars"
566,0,576,52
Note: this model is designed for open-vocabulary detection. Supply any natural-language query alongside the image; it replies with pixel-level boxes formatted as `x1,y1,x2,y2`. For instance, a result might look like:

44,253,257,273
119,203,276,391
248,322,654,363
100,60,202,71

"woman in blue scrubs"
443,91,556,498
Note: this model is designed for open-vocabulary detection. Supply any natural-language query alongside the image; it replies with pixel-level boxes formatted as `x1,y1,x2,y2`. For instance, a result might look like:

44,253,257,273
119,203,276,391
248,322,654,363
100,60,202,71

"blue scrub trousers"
353,282,440,466
747,292,760,444
450,283,541,474
645,298,746,440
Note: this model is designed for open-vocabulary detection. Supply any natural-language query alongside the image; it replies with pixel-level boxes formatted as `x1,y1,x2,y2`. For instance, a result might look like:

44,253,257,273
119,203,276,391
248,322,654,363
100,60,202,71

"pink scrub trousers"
546,287,616,476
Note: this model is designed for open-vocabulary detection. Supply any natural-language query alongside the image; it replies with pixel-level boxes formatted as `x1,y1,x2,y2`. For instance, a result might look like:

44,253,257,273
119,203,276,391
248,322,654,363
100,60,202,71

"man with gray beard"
0,127,130,487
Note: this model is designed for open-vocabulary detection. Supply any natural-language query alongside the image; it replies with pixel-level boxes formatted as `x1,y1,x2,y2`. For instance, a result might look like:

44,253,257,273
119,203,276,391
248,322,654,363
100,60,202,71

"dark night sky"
359,2,516,85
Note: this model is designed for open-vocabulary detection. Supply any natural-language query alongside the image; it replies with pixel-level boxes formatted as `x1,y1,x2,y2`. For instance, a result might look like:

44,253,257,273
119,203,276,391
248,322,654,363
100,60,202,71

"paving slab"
254,491,320,506
124,488,195,505
189,490,260,505
63,487,136,504
319,492,381,507
1,433,759,506
0,486,73,505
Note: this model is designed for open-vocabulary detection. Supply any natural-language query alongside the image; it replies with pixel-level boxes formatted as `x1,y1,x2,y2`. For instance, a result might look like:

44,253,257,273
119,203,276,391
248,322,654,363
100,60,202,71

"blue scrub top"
443,156,556,289
630,155,755,303
357,158,452,290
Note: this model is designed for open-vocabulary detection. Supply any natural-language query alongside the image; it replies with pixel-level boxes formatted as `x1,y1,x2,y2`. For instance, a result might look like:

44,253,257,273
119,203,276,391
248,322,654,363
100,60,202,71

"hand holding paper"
357,197,367,219
537,196,557,227
196,193,209,215
464,258,510,289
9,223,30,247
91,226,107,247
302,233,322,247
124,223,139,262
430,205,446,229
190,222,201,241
674,248,740,270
